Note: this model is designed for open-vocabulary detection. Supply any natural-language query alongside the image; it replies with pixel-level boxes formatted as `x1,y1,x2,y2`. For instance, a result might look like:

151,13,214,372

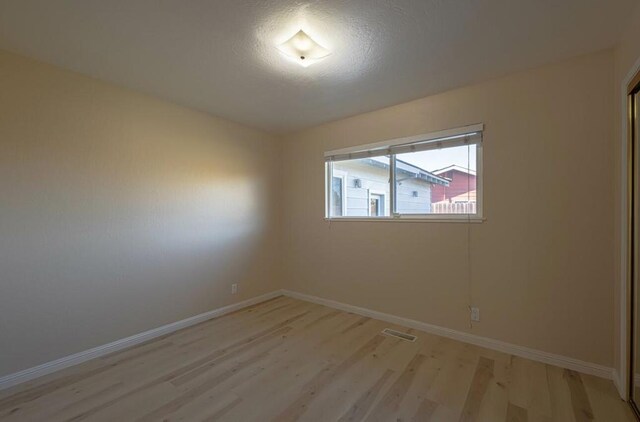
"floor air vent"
381,328,417,342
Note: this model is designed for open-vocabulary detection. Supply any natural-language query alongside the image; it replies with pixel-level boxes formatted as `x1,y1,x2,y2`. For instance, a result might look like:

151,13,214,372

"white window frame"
324,124,484,223
331,169,347,217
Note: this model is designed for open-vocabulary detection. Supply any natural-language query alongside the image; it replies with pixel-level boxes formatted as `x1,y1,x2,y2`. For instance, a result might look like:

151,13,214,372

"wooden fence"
432,202,476,214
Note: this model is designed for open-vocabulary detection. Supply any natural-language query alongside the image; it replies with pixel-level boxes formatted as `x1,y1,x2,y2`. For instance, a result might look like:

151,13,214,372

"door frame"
627,73,640,416
623,61,640,406
367,189,386,217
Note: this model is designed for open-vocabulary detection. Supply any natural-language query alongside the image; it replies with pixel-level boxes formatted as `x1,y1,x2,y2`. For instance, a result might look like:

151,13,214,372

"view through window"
325,129,482,219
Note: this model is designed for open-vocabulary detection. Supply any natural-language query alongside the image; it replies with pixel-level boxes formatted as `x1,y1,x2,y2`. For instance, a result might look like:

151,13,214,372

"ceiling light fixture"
277,30,330,67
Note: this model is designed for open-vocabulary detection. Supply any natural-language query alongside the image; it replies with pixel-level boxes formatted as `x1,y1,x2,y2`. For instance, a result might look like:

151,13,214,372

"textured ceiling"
0,0,636,133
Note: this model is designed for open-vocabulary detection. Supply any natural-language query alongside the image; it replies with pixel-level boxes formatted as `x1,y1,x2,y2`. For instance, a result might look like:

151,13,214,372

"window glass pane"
330,157,391,217
331,176,343,216
394,144,476,215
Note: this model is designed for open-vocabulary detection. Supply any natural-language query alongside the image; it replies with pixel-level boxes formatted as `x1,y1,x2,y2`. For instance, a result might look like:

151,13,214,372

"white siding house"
331,157,449,217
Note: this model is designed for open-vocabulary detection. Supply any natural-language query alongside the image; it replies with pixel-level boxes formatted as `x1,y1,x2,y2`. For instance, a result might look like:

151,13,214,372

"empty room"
1,1,640,421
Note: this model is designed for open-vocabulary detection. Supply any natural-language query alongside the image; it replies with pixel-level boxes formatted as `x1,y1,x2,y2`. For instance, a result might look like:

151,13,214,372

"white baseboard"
0,290,283,391
613,370,622,397
1,288,616,392
281,289,614,380
613,370,626,399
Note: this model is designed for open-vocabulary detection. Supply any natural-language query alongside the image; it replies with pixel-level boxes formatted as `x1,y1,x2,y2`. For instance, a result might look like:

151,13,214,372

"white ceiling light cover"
276,29,330,67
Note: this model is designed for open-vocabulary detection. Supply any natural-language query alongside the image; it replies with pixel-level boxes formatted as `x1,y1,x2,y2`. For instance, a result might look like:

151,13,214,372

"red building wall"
431,169,476,203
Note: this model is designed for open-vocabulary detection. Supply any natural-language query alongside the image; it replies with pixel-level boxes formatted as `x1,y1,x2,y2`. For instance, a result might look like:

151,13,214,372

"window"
327,157,391,217
331,170,346,216
325,124,483,221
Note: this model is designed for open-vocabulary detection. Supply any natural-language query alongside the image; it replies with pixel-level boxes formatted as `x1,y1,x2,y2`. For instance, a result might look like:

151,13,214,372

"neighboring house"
430,165,477,214
448,189,476,203
430,165,476,204
331,157,449,216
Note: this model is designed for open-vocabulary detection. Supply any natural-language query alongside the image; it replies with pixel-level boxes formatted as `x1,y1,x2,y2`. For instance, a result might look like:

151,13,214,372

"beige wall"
0,42,627,379
0,50,282,377
613,2,640,390
282,51,615,367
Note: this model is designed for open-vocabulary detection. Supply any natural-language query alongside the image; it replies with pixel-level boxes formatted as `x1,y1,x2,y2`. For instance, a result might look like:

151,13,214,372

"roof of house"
431,165,477,176
368,157,450,186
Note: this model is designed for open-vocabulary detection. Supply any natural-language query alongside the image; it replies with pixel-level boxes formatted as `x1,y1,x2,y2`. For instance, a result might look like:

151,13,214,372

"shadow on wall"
0,48,281,378
0,168,271,376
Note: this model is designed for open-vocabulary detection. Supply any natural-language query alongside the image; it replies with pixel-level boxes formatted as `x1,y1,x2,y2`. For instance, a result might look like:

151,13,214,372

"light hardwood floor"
0,296,635,421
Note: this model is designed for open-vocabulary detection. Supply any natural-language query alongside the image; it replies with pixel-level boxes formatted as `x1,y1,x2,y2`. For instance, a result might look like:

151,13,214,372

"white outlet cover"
470,307,480,322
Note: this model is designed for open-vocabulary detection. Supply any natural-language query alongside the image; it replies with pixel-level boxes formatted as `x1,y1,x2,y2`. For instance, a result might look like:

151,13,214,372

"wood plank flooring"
0,296,635,421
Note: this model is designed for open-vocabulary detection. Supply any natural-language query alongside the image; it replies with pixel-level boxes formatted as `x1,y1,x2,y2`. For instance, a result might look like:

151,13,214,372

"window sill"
324,216,485,223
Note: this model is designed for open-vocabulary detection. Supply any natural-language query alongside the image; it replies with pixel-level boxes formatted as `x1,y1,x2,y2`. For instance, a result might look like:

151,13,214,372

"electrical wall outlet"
470,307,480,322
231,283,238,294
